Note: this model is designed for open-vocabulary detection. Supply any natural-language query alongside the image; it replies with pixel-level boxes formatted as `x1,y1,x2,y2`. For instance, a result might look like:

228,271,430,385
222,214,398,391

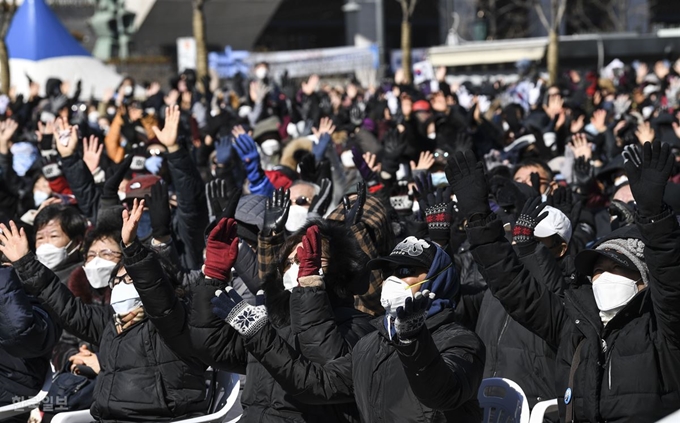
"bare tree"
534,0,567,84
397,0,418,84
0,0,16,94
192,0,208,85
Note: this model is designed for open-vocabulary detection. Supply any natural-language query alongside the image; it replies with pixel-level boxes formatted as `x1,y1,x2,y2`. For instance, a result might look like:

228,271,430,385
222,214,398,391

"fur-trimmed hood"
279,137,312,171
262,218,369,327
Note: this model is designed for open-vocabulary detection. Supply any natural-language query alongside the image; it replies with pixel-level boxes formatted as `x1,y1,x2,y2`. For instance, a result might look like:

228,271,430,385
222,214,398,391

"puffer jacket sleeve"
166,147,209,270
123,240,197,360
60,154,100,222
393,324,485,411
13,253,110,346
245,322,356,404
466,214,569,350
290,286,375,362
636,208,680,347
516,240,567,295
187,276,248,374
0,266,61,358
233,241,262,296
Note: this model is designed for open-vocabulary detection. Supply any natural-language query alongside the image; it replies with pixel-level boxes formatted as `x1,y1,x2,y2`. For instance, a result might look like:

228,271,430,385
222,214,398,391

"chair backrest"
173,371,241,423
0,363,54,419
477,378,530,423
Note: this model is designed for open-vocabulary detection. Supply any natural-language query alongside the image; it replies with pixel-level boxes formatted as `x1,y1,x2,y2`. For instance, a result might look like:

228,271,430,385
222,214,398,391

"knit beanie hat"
575,237,649,286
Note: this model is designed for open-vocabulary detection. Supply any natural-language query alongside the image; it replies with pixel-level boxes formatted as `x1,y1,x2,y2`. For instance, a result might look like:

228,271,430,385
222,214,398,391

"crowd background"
0,52,679,423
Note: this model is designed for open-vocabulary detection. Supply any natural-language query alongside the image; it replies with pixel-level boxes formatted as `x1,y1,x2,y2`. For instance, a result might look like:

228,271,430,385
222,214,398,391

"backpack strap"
565,339,586,422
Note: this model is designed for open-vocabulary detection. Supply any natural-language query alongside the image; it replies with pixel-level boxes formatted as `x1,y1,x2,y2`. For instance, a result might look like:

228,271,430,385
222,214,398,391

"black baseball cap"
367,237,435,271
575,247,638,277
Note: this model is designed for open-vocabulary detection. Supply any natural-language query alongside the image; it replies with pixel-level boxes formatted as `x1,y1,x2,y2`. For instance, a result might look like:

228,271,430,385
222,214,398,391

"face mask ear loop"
408,263,453,291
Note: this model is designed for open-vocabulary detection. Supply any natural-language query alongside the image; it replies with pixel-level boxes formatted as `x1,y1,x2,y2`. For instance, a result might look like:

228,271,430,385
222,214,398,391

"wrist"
166,144,180,153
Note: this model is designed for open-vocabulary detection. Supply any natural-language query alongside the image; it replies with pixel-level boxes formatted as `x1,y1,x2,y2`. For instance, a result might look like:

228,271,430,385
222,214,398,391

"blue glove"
233,133,261,176
215,136,233,165
211,287,267,337
313,133,331,161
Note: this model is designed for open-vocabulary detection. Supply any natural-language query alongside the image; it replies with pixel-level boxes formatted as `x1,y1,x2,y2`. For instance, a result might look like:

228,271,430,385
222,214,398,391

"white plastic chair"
51,371,241,423
478,377,530,423
0,364,54,420
529,398,558,423
657,408,680,422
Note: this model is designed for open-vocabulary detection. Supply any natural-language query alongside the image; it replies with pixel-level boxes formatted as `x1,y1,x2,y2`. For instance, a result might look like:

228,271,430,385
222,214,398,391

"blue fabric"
312,133,331,161
7,0,90,61
420,244,459,317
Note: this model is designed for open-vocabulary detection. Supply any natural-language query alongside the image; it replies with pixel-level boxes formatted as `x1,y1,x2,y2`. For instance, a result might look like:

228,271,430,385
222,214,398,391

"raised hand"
351,146,379,182
145,180,172,241
444,150,490,219
297,225,323,280
415,174,454,242
395,290,436,341
82,135,103,173
263,188,291,237
232,129,262,182
54,117,79,158
0,119,18,154
211,287,267,338
121,198,146,246
205,179,240,221
312,116,336,139
204,218,239,281
214,135,233,165
512,196,549,245
591,109,607,133
102,154,134,201
569,133,592,160
635,121,655,145
308,178,333,218
623,141,674,217
152,105,181,153
342,181,366,228
0,221,29,262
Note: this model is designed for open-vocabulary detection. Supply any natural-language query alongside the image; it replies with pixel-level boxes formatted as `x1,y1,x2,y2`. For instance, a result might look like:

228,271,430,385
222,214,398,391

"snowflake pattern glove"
212,287,267,338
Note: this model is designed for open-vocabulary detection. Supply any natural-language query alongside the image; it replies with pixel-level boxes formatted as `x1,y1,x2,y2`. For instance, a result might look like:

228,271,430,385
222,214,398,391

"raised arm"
623,141,680,346
0,266,61,358
0,221,109,346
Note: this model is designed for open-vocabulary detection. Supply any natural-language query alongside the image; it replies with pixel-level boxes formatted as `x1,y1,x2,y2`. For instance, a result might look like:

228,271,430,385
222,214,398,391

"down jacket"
13,251,209,422
0,266,60,407
243,306,485,423
467,210,680,422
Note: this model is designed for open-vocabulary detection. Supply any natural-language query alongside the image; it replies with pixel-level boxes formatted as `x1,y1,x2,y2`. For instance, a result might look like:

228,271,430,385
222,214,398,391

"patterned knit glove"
512,196,549,244
424,202,453,244
395,290,435,343
212,287,267,338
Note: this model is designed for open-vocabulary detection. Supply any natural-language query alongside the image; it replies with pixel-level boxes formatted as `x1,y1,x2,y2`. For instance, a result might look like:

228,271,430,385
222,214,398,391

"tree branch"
408,0,418,17
554,0,567,31
534,0,551,32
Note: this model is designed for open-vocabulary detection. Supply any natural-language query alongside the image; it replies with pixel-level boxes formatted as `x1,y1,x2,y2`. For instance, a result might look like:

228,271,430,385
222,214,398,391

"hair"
34,204,88,242
83,223,122,257
290,179,321,195
512,159,554,180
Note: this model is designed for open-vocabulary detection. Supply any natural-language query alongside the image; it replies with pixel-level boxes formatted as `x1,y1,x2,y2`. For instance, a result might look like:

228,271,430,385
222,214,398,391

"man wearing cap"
450,141,680,422
210,235,485,422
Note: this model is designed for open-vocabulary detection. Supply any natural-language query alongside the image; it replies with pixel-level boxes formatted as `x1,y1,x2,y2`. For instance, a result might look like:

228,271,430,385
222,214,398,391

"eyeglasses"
292,196,311,206
86,249,122,264
109,272,132,289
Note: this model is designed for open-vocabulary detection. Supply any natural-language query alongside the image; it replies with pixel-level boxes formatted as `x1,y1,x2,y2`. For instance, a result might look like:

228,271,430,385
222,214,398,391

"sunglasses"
385,263,453,289
292,196,311,206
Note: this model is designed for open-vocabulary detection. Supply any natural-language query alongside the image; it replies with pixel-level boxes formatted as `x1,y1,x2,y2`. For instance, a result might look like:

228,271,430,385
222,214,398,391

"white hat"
534,205,572,243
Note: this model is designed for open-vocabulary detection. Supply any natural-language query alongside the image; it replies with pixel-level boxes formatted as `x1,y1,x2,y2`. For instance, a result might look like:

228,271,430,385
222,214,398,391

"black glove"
623,141,674,217
102,154,134,201
444,150,490,219
263,188,290,237
308,178,333,219
145,180,172,239
206,179,240,221
299,153,331,184
573,156,593,188
512,196,549,244
546,185,573,216
382,129,407,174
395,290,435,342
342,181,366,229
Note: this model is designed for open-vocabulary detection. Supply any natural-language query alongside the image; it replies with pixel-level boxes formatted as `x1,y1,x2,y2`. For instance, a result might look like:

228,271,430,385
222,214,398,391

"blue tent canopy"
7,0,90,61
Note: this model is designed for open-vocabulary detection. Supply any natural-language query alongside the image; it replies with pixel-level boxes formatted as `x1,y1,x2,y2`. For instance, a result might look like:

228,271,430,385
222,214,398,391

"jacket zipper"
492,315,510,377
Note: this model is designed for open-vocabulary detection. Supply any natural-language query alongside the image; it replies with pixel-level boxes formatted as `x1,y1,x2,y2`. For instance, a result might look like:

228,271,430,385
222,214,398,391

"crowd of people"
0,56,680,423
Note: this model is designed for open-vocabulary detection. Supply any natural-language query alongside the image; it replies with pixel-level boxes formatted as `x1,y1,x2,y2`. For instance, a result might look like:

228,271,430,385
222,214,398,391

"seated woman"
212,235,486,423
0,203,209,423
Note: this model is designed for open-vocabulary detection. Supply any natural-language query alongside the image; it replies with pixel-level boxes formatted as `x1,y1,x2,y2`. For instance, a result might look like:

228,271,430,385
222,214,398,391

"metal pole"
375,0,385,77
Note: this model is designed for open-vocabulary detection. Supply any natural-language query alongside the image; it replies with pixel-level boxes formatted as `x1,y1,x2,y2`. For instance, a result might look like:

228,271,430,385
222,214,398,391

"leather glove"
297,226,322,279
623,141,674,217
206,179,240,221
204,218,239,281
512,197,549,245
262,188,290,236
308,178,333,219
299,153,331,184
145,180,172,239
573,156,594,188
395,290,435,342
102,154,134,201
342,181,366,229
211,287,267,338
444,150,490,219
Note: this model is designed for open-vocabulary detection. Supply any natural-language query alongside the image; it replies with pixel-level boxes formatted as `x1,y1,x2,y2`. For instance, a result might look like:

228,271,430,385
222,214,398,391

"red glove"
297,226,322,279
204,218,239,281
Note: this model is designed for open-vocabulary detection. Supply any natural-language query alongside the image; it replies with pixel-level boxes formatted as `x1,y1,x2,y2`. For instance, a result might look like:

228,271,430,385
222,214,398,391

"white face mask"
283,262,299,291
36,242,71,270
380,276,413,319
427,132,437,140
34,191,50,207
83,257,118,289
285,205,309,232
592,272,639,312
110,281,142,315
117,191,127,201
255,67,268,80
